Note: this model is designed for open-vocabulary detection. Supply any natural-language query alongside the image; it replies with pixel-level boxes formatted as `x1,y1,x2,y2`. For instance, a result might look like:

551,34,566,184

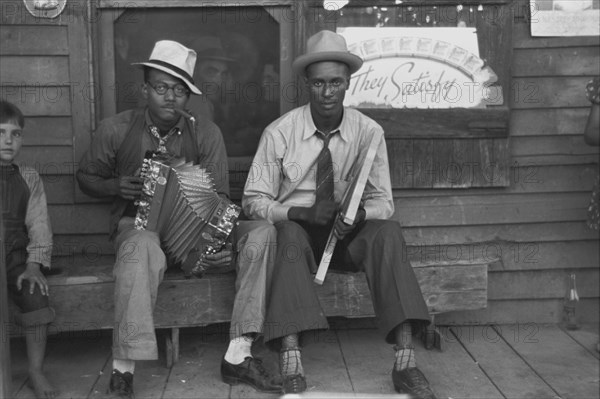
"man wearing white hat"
243,30,437,398
77,40,281,397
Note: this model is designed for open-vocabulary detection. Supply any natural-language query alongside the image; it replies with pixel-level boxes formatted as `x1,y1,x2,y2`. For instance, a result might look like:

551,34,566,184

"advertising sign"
530,0,600,37
339,27,503,109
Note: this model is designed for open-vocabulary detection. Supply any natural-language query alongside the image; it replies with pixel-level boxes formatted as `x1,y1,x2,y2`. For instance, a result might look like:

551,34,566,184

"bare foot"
28,369,58,399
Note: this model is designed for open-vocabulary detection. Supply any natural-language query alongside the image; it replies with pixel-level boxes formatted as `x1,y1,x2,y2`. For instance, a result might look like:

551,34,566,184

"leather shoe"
283,373,307,394
392,367,437,399
221,357,282,393
108,369,134,398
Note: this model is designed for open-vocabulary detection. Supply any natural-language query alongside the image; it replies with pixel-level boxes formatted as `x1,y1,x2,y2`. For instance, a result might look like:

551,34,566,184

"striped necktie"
315,130,338,202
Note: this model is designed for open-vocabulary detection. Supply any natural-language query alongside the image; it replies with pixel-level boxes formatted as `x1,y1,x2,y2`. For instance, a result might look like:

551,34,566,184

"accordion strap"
182,116,201,163
116,109,201,174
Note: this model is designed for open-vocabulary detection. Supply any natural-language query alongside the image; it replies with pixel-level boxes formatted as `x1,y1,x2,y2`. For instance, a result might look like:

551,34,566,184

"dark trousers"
264,219,430,345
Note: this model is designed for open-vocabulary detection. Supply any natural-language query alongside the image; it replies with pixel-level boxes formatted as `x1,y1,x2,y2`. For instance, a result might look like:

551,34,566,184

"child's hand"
17,262,49,296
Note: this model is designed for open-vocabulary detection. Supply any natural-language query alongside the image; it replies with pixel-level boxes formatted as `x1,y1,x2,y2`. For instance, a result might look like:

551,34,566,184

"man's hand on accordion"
196,245,234,271
116,175,144,200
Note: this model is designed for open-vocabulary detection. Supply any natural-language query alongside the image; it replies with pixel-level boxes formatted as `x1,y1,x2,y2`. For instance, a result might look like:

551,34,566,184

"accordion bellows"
135,155,240,266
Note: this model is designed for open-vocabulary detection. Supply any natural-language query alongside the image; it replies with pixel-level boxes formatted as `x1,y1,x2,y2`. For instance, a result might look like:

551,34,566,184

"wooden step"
46,257,493,333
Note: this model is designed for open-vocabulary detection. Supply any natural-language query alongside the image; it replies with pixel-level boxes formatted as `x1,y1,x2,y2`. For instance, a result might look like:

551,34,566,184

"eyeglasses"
147,81,190,97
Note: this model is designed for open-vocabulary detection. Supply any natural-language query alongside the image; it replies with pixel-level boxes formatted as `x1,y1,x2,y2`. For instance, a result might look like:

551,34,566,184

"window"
302,1,513,187
95,3,295,160
93,1,513,189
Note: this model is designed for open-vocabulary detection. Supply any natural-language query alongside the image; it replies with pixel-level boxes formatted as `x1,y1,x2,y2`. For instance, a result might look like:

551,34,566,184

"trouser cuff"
16,307,55,327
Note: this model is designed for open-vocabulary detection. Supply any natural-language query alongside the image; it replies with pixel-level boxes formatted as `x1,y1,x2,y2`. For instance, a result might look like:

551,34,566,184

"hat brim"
292,51,363,76
132,61,202,95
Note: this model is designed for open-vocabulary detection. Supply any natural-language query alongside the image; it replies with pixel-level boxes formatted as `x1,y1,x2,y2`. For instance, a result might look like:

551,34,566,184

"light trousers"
112,217,275,360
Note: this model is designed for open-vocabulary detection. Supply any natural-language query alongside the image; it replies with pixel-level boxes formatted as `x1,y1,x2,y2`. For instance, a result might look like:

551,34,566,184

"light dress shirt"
243,104,394,223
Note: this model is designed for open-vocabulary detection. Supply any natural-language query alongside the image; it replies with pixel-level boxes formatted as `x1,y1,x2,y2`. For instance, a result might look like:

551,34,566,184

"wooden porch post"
0,210,11,396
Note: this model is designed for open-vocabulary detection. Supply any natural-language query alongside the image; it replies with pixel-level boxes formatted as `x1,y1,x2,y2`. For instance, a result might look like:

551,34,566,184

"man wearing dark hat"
243,30,437,398
188,37,263,158
77,40,281,397
188,37,236,122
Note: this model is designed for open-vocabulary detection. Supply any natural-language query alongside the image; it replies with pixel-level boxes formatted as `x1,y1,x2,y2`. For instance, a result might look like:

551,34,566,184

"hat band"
198,48,234,61
147,59,195,84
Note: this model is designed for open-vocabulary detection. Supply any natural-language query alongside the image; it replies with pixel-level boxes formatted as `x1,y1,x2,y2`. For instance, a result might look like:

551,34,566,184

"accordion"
135,152,240,277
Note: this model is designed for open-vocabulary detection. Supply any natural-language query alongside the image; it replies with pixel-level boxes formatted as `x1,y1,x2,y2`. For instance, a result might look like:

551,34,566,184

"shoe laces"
248,357,268,377
111,370,133,393
284,374,305,393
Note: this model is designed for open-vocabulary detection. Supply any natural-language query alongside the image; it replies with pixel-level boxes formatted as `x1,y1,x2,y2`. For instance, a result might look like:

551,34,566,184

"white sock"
113,358,135,374
224,335,253,365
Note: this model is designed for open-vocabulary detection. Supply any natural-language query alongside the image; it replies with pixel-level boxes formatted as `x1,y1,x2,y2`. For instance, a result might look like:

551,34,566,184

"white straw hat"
132,40,202,95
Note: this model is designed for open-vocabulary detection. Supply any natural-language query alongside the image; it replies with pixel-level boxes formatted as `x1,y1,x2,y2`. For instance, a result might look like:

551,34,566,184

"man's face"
305,61,350,122
142,68,190,125
196,59,229,96
0,121,23,165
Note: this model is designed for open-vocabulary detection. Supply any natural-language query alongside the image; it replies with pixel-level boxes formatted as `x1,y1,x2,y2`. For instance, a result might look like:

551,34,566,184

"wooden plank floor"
9,322,599,399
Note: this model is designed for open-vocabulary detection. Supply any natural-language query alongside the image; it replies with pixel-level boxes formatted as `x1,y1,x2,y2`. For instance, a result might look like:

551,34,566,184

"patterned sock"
282,333,299,348
281,334,304,376
394,322,416,370
280,348,304,376
224,334,253,365
394,346,416,371
112,358,135,374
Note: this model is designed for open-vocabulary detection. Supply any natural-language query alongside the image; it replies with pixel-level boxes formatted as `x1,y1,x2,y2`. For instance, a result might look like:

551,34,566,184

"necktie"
148,125,181,154
315,131,337,202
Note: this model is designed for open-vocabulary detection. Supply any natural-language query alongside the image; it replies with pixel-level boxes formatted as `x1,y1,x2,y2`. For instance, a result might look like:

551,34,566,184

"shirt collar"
301,104,349,142
144,108,185,136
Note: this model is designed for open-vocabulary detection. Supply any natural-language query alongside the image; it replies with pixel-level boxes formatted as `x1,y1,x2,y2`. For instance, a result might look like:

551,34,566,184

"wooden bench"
45,256,494,366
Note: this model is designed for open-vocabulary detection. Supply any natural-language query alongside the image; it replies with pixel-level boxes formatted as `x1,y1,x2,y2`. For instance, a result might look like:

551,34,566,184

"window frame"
93,0,297,124
91,0,514,189
298,0,514,139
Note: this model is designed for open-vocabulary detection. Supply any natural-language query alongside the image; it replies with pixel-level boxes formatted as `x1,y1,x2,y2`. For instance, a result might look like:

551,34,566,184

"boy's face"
0,121,23,165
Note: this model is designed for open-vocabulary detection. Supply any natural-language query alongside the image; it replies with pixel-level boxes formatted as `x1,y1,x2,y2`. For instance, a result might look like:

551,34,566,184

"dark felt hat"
292,30,363,76
193,37,236,64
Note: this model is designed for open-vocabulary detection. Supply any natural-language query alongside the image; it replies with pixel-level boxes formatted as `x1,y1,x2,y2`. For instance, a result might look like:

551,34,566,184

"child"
1,100,57,399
